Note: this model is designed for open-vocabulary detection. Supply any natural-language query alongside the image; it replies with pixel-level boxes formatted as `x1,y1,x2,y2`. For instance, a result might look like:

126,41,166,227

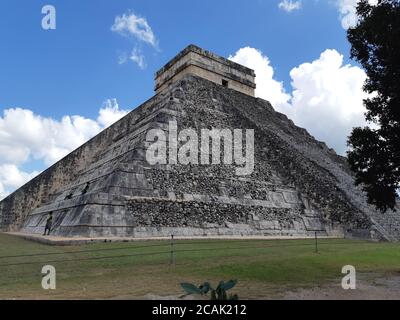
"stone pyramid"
0,45,399,240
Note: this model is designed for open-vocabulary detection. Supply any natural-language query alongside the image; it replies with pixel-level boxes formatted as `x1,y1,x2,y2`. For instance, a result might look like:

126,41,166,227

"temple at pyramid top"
155,44,256,96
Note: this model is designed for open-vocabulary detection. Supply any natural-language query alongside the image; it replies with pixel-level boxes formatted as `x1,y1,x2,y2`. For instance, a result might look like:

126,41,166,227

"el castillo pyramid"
0,45,399,241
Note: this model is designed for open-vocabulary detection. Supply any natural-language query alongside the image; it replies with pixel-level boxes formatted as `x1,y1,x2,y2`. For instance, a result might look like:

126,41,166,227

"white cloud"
111,11,157,69
229,47,291,107
336,0,378,29
286,49,369,154
278,0,302,13
0,164,40,191
97,99,130,128
0,181,7,200
129,48,147,69
0,164,40,200
0,108,100,166
111,11,158,48
118,52,128,65
0,100,130,199
117,49,147,69
230,47,369,156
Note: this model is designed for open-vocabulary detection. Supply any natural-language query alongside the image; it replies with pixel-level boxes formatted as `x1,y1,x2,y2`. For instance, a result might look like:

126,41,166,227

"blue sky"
1,0,353,117
0,0,371,197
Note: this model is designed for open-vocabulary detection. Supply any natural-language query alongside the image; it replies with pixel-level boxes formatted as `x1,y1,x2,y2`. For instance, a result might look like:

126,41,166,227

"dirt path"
282,273,400,300
140,273,400,300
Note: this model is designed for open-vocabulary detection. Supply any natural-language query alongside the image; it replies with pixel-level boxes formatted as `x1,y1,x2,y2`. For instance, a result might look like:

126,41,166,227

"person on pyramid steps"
43,212,53,236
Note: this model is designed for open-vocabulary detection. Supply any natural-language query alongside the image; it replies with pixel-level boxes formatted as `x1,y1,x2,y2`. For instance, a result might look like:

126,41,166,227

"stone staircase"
369,205,400,241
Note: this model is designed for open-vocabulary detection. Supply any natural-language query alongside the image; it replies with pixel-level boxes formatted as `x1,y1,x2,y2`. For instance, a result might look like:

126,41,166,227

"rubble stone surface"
0,74,398,240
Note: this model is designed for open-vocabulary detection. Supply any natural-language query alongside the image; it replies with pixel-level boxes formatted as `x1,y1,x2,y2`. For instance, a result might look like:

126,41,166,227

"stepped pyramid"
0,45,399,240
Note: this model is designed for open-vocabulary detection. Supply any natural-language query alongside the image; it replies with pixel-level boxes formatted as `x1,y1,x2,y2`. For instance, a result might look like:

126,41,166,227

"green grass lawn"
0,233,399,299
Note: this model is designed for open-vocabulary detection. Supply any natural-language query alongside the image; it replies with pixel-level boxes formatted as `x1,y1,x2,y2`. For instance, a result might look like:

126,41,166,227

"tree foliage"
180,280,238,300
347,0,400,212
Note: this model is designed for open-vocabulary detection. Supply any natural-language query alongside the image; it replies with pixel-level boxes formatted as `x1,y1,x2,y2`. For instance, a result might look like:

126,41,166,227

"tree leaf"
199,282,211,294
180,283,202,295
222,279,237,291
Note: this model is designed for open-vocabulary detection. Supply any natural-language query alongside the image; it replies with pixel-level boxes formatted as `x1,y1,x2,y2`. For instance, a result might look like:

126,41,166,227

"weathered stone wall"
156,64,256,97
155,45,256,96
3,74,399,241
0,92,167,232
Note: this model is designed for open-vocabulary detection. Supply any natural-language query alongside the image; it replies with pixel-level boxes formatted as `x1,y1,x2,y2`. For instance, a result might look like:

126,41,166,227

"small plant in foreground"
180,280,238,300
